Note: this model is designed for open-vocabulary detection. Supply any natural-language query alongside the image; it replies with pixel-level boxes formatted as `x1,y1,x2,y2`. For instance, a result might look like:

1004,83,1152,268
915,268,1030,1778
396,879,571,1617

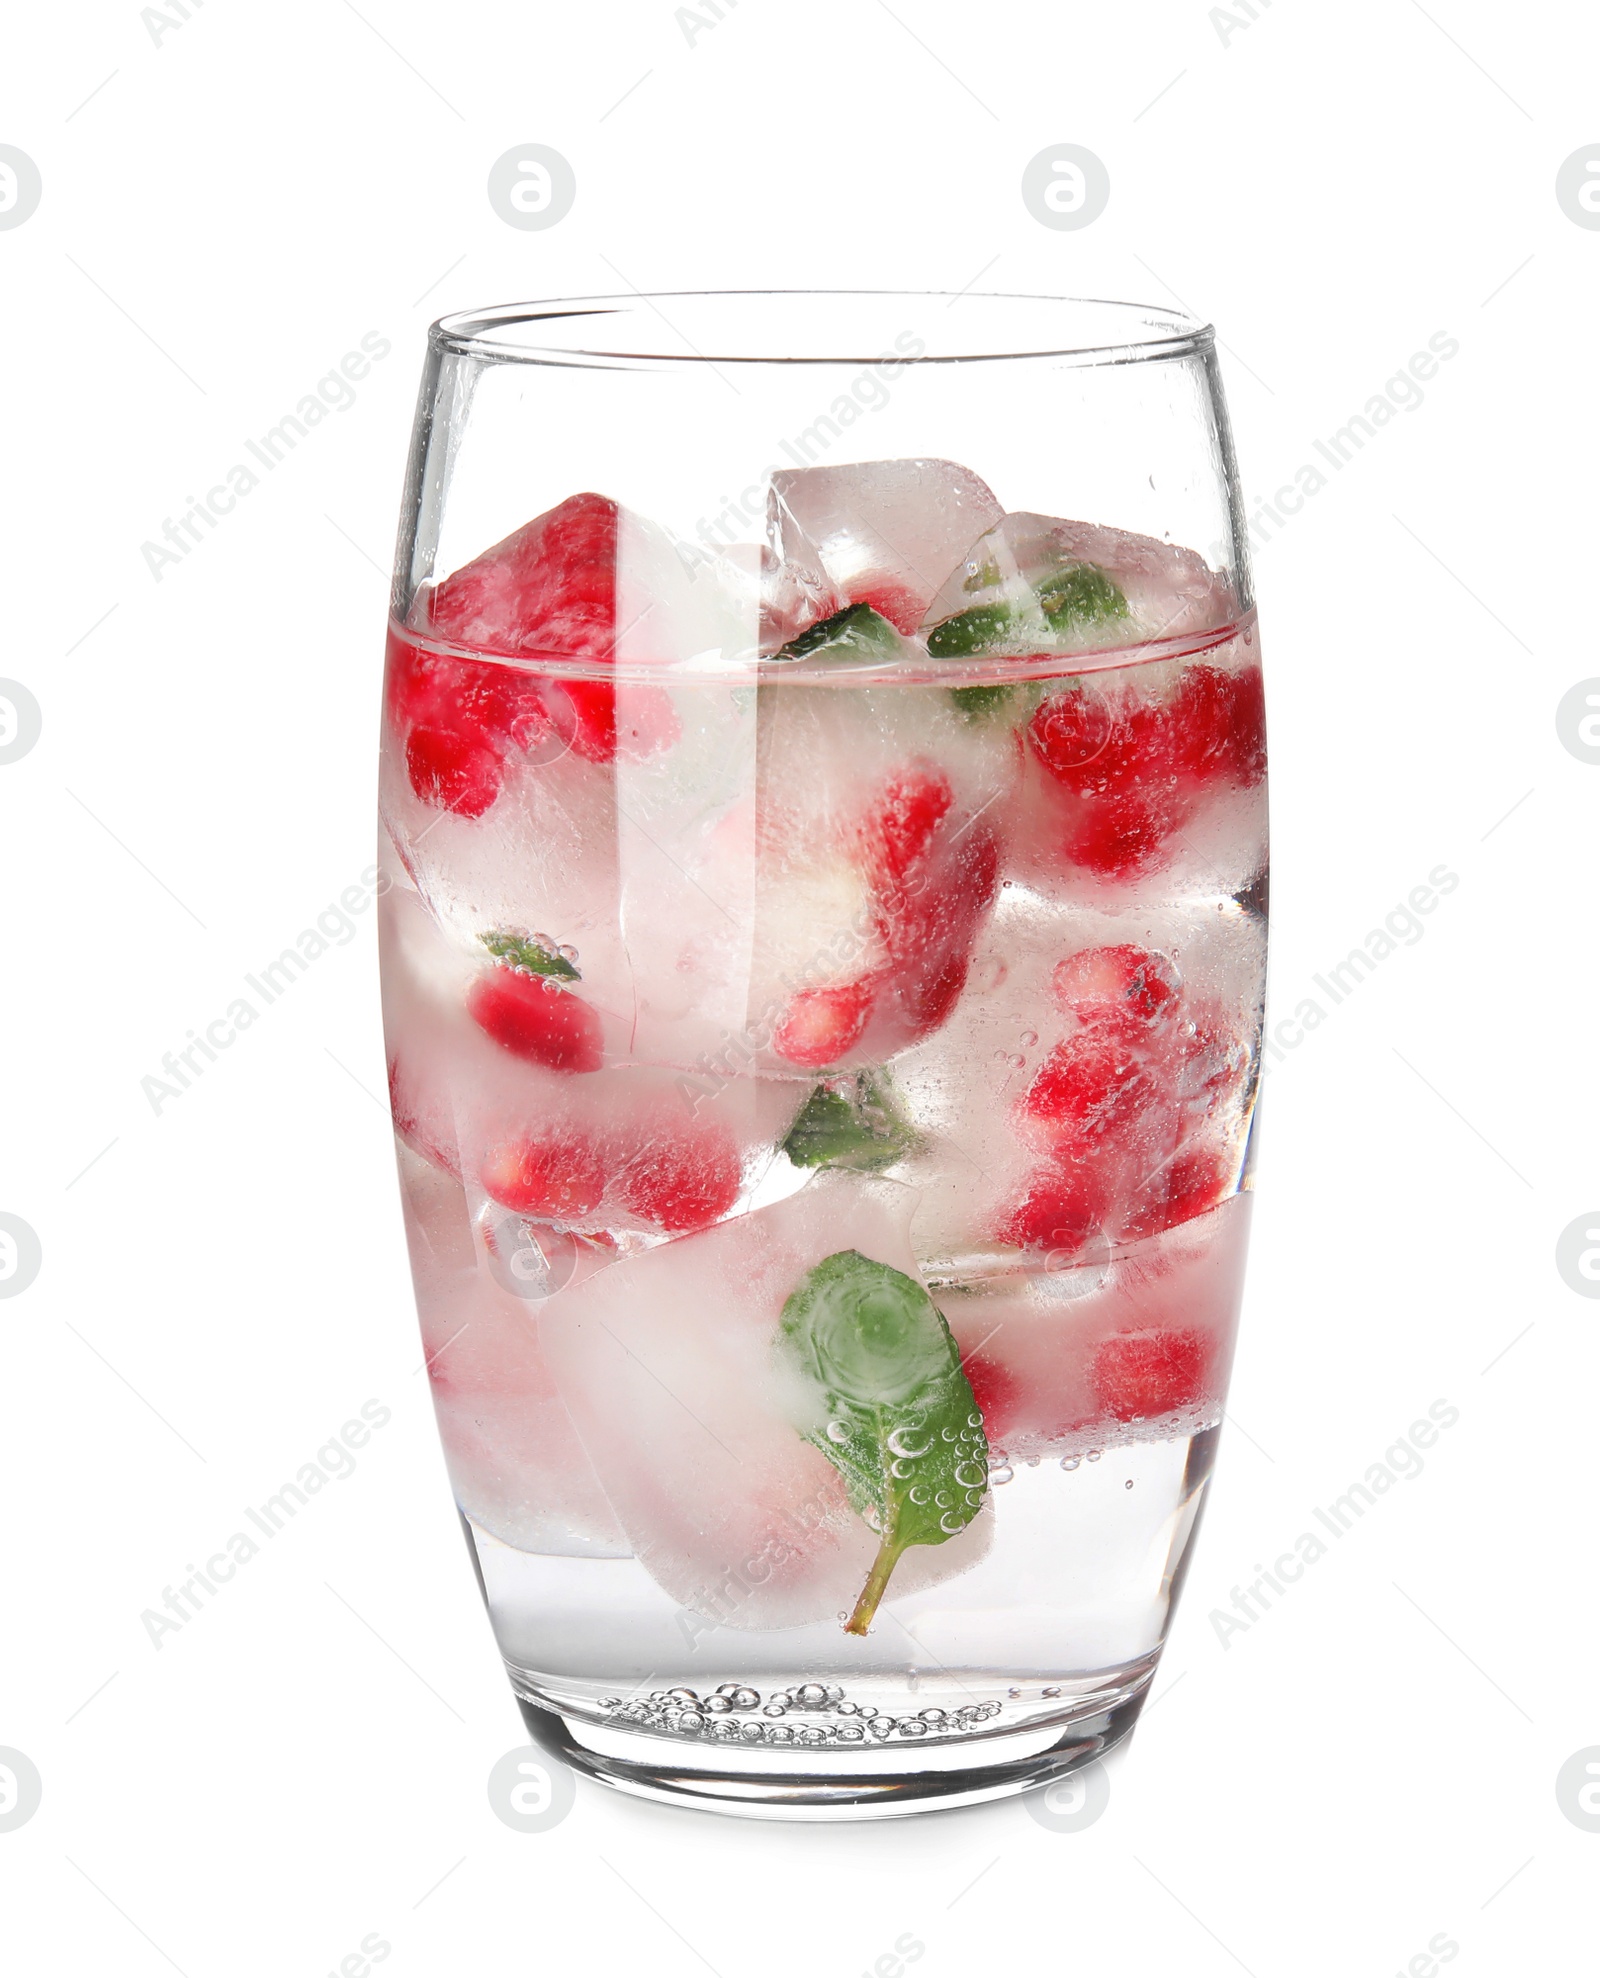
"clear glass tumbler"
377,293,1266,1817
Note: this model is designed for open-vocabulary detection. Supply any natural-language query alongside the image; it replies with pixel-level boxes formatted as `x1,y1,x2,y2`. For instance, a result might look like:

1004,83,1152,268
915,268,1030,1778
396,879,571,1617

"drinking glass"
377,293,1266,1817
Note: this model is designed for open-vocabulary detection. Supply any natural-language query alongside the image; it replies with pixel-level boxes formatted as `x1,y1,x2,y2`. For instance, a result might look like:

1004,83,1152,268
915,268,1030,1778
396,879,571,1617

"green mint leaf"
776,1249,988,1634
947,683,1020,720
1035,560,1128,634
925,603,1015,658
780,1073,917,1172
480,930,581,980
774,602,903,664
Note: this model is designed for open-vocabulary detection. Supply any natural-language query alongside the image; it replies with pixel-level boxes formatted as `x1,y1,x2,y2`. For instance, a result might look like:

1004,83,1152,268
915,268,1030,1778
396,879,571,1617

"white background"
2,1,1596,1972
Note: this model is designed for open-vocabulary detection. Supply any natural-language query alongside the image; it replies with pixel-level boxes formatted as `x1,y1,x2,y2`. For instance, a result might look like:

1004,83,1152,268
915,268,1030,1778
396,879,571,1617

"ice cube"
763,494,846,650
938,1192,1252,1459
922,511,1232,654
615,505,760,667
380,879,799,1236
742,682,1014,1072
535,1174,992,1628
395,1139,629,1553
886,889,1263,1275
1003,629,1268,904
770,459,1004,635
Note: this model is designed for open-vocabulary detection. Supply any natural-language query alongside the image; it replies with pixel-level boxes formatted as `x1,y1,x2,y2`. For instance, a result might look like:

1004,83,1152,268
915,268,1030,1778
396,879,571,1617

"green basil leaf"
776,1249,988,1634
479,930,580,980
774,602,903,664
781,1073,917,1172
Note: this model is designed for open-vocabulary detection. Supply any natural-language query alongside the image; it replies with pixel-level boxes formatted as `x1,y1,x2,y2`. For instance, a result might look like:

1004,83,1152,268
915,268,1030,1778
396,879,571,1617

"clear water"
476,1423,1220,1745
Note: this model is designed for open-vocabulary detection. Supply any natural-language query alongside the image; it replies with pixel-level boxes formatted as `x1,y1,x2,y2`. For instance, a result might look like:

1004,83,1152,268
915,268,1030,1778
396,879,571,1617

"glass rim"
430,291,1214,369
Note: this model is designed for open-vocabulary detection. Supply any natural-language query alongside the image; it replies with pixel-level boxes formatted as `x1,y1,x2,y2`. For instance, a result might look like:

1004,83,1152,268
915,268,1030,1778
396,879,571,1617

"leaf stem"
844,1533,905,1636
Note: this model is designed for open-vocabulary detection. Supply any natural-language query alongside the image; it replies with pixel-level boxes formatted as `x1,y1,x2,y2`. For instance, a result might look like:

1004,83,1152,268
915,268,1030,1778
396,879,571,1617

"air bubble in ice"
826,1420,851,1445
954,1461,985,1489
838,1724,864,1742
1087,1449,1103,1463
909,1484,929,1505
897,1719,928,1739
798,1683,828,1706
1061,1455,1081,1472
939,1511,964,1533
887,1428,932,1459
990,1463,1014,1485
919,1708,947,1723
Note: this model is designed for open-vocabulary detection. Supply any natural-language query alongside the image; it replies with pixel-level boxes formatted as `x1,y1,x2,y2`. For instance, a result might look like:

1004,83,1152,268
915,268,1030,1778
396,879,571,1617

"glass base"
515,1667,1152,1820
